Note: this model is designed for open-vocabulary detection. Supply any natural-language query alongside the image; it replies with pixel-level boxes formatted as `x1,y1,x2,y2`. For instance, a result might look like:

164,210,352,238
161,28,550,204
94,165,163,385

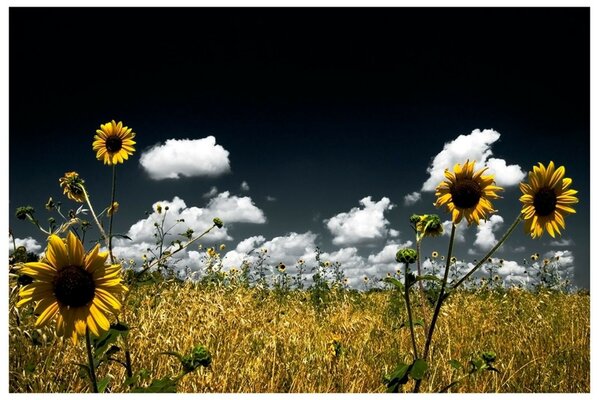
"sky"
7,7,590,289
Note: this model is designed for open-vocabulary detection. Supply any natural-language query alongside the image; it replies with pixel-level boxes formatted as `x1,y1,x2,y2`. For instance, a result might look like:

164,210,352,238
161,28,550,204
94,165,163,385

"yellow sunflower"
17,232,127,344
434,160,503,225
519,161,578,238
92,120,136,165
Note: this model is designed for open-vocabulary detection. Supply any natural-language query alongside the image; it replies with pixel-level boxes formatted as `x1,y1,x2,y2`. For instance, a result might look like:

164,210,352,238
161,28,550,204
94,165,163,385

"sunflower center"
533,187,557,216
53,265,95,307
105,136,123,153
450,178,482,209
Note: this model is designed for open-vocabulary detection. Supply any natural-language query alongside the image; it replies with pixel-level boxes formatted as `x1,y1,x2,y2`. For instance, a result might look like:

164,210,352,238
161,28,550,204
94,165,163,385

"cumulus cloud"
111,194,266,266
9,237,42,254
325,197,395,246
474,215,504,251
139,136,231,180
202,186,219,198
442,219,468,242
421,129,525,191
549,238,574,247
403,191,421,206
240,181,250,191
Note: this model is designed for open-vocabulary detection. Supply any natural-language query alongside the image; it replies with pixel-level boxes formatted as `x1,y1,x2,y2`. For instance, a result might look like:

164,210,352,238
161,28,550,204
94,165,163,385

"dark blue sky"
8,7,590,287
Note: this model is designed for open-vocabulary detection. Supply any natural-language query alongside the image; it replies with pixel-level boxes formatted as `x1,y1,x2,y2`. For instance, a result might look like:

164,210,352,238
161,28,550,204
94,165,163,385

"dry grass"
9,281,590,393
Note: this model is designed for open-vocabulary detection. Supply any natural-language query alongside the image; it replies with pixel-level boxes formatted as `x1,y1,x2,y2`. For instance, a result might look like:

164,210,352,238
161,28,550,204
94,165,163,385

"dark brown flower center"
105,136,123,153
533,187,557,216
450,178,482,209
53,265,95,307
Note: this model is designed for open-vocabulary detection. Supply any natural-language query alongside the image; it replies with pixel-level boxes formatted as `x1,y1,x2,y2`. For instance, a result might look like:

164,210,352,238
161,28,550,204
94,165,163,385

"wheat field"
9,281,590,393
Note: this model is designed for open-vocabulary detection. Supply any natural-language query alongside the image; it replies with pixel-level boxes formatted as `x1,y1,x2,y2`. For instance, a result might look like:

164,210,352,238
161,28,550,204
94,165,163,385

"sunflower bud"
45,197,56,211
59,172,86,203
213,218,224,228
107,202,119,216
396,248,417,264
416,214,444,238
15,206,35,221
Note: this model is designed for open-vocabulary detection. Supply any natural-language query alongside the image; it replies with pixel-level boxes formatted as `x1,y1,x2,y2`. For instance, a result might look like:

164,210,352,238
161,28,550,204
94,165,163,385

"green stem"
414,224,456,394
450,214,522,290
85,327,99,393
108,165,117,264
404,262,419,360
135,223,218,279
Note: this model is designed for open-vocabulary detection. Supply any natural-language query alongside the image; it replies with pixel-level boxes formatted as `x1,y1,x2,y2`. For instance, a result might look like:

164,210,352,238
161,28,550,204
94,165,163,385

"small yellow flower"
107,201,119,216
219,244,226,251
207,247,216,258
277,263,286,272
435,160,503,225
432,251,439,259
92,120,136,165
520,161,578,238
59,172,86,203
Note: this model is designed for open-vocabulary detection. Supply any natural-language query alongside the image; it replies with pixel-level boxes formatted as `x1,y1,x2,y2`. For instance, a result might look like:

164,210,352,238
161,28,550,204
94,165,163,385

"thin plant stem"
451,214,522,290
85,326,99,393
80,184,109,248
413,224,456,393
404,262,419,360
108,165,117,264
416,239,424,292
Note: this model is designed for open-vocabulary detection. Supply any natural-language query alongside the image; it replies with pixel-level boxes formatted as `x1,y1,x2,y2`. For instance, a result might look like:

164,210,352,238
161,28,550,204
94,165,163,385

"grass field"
9,280,590,393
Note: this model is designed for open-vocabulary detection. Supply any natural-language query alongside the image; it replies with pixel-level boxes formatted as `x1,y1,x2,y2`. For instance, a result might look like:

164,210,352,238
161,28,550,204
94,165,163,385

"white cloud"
9,237,42,254
474,215,504,251
442,219,468,242
111,194,266,266
549,238,574,247
139,136,231,180
421,129,525,191
325,197,395,246
240,181,250,191
266,196,277,202
202,186,219,198
403,191,421,206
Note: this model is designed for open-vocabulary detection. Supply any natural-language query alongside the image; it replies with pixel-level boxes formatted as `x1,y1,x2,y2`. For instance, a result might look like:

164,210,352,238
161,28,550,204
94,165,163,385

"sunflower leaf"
97,375,111,393
132,377,178,393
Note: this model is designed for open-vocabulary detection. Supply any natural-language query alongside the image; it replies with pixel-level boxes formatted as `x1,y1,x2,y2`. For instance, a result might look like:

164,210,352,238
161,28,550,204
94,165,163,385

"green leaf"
385,362,410,392
133,377,178,393
73,362,90,380
97,376,111,393
111,234,132,241
181,345,212,373
383,277,404,291
93,323,129,357
449,359,463,370
24,363,36,373
409,359,428,380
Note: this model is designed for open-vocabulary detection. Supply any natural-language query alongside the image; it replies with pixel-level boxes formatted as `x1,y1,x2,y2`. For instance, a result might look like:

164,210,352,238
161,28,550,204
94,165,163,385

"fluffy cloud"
442,219,468,242
202,186,219,198
9,237,42,254
474,215,504,251
325,197,395,246
112,194,266,265
549,238,574,247
421,129,525,191
266,196,277,202
403,191,421,206
240,181,250,191
139,136,231,180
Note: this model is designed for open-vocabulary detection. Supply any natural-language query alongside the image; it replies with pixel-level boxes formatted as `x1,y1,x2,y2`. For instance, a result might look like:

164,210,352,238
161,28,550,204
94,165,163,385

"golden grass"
9,281,590,393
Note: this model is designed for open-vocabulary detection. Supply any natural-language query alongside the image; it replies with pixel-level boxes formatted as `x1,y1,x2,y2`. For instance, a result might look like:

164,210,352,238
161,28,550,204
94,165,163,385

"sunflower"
92,120,136,165
17,232,127,344
519,161,578,238
435,160,503,225
59,171,86,203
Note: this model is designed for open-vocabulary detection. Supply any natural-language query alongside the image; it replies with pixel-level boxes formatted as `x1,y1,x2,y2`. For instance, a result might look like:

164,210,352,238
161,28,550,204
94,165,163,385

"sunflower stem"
450,213,523,290
414,224,456,393
404,262,419,360
81,185,109,248
85,326,99,393
108,164,117,264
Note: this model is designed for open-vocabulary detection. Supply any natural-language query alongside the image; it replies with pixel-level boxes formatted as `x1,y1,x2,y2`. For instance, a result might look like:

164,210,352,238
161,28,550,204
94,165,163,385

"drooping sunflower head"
415,214,444,238
92,120,136,165
17,232,127,344
435,160,503,226
59,171,86,203
519,161,578,238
